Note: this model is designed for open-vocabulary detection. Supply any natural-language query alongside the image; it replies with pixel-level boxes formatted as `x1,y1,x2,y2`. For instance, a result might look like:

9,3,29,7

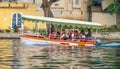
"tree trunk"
33,0,35,4
116,13,120,29
116,0,120,29
87,5,92,22
41,0,57,37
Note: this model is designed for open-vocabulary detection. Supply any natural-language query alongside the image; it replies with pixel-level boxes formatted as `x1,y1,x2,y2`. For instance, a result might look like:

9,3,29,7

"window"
70,11,72,14
2,0,9,2
81,11,83,15
54,3,59,6
12,13,22,29
93,0,102,6
61,11,62,14
75,0,79,5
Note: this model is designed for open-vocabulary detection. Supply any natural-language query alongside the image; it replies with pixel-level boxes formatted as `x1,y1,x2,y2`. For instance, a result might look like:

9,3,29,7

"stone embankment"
0,33,20,39
94,32,120,40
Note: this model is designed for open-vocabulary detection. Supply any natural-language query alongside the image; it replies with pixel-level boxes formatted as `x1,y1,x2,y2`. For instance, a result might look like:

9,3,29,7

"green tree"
41,0,59,36
105,0,120,29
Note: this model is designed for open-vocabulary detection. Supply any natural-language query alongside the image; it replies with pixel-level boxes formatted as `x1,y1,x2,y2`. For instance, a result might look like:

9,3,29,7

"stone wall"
94,32,120,40
0,33,20,39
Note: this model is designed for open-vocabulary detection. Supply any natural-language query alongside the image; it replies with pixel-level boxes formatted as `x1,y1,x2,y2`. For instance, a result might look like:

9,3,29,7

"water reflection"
0,39,13,69
0,39,120,69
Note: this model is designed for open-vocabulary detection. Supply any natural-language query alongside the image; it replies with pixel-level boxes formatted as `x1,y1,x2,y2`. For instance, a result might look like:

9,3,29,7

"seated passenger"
60,29,66,40
49,32,55,39
74,30,79,39
56,32,61,39
65,32,70,40
86,28,92,40
69,30,73,39
79,30,86,42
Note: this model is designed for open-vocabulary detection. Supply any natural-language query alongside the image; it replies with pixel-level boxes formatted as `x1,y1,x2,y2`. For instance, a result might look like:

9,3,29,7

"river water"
0,39,120,69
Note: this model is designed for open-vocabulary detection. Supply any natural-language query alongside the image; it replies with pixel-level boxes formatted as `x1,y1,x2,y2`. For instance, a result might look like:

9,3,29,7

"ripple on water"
0,39,120,69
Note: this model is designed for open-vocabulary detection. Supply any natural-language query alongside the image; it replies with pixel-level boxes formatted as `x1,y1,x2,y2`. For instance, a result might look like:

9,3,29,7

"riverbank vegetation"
0,25,119,34
0,29,11,33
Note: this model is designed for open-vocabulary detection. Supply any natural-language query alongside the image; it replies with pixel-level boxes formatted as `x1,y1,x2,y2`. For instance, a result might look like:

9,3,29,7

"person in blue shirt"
86,28,92,40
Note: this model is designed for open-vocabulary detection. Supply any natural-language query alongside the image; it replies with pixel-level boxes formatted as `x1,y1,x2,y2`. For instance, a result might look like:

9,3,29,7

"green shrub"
39,29,47,36
5,29,11,33
99,25,120,32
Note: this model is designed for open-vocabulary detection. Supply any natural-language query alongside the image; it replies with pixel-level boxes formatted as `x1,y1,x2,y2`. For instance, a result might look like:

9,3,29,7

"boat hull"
20,35,96,47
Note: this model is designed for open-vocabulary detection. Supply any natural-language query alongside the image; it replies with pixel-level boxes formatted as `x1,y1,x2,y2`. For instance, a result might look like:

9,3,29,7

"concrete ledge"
95,32,120,40
0,33,20,39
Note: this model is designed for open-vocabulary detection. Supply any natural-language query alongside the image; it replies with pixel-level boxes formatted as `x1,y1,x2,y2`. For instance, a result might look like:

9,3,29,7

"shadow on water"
0,39,120,69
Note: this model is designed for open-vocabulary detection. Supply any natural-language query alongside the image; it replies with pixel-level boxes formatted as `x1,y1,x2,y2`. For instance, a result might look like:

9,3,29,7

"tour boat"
20,34,96,46
20,15,102,47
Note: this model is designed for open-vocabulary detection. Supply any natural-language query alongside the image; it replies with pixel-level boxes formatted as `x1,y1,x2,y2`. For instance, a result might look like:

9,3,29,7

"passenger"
56,32,61,39
79,30,86,42
86,28,92,40
74,30,79,39
69,30,73,39
71,31,75,40
60,29,66,40
49,32,55,39
65,32,70,40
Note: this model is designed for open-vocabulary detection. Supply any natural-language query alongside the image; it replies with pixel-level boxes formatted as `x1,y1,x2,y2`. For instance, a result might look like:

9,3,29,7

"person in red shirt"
49,32,55,39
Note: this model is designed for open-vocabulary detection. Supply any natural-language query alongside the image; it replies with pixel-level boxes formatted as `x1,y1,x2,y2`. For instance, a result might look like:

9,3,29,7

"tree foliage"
105,2,120,15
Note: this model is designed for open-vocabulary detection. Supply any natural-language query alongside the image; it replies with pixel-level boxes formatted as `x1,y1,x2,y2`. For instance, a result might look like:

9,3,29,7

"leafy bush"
5,29,11,33
32,28,36,33
39,29,47,36
99,25,120,32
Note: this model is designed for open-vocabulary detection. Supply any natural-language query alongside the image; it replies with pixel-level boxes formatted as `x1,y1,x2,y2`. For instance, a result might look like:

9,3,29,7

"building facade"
92,0,117,27
0,2,46,30
0,0,118,30
37,0,89,21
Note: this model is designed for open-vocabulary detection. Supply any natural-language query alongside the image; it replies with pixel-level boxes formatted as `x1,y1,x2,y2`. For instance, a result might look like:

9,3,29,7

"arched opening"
12,13,22,29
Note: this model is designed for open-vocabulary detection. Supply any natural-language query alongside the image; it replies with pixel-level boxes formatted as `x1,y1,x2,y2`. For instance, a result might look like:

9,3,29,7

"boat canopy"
22,15,102,28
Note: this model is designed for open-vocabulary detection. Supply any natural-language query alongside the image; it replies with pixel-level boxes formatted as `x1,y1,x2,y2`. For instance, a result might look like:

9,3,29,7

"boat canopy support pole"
37,22,39,37
35,22,39,37
95,28,98,39
72,27,75,41
21,21,24,35
61,24,62,35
